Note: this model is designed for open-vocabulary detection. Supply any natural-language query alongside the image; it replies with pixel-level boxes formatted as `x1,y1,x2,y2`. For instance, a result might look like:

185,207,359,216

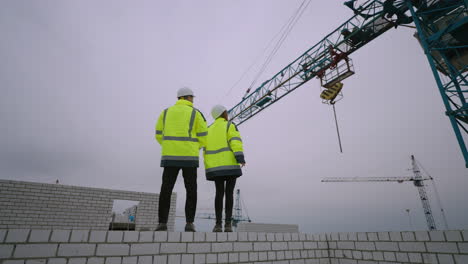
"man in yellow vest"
155,87,207,232
204,105,246,232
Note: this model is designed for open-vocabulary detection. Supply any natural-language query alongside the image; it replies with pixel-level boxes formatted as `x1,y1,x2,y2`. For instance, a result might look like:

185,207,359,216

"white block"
96,244,130,256
88,257,105,264
0,230,6,242
318,242,328,249
58,244,96,256
445,231,462,242
218,253,228,263
239,252,249,262
6,229,30,243
267,233,275,241
167,255,180,264
233,242,252,251
160,243,186,254
272,242,288,251
154,232,167,242
275,233,284,241
0,245,14,258
459,242,468,253
168,232,181,242
339,233,348,241
288,242,303,250
249,252,259,261
355,242,375,251
14,244,58,258
455,255,468,264
130,243,159,255
181,232,193,242
259,251,268,261
3,261,25,264
194,254,205,264
70,230,89,243
426,242,458,253
284,250,293,259
408,253,422,263
299,233,307,241
138,256,152,264
153,256,167,264
367,233,378,241
212,242,233,252
357,233,367,241
181,254,193,264
26,260,47,264
415,231,430,241
377,232,389,241
248,232,257,241
399,242,426,252
138,232,153,242
383,252,396,261
217,233,227,242
462,231,468,241
229,252,239,262
337,242,355,250
90,231,107,243
352,251,362,259
402,232,415,241
254,242,271,251
291,233,299,241
389,231,402,241
227,232,237,241
206,253,217,263
422,253,438,264
362,251,373,260
206,233,217,242
107,232,123,243
187,243,210,253
29,230,51,242
437,254,455,264
396,252,409,262
429,231,445,241
284,233,292,241
69,258,87,264
48,259,67,264
122,257,137,264
304,242,318,249
124,232,139,242
193,232,205,242
372,252,384,261
375,242,398,251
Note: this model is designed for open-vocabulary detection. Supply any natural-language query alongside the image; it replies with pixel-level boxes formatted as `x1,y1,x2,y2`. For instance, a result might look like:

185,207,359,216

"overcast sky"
1,0,467,233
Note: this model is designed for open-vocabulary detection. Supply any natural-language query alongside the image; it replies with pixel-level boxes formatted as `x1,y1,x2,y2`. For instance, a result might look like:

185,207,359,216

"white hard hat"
211,105,227,119
177,87,195,97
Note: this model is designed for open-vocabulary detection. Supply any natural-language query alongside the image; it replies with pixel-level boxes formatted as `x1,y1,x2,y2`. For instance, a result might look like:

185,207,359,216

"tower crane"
321,155,446,231
228,0,468,167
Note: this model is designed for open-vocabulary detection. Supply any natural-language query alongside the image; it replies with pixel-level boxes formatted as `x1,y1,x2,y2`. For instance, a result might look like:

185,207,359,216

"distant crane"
322,155,448,230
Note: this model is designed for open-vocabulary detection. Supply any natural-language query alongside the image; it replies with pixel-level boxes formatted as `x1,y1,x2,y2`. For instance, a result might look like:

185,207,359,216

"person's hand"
240,163,246,168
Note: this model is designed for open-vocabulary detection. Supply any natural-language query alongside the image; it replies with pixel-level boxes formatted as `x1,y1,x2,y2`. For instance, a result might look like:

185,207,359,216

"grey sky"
1,0,467,233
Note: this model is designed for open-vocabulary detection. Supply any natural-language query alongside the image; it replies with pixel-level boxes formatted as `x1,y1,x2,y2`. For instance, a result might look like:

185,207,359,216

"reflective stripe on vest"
206,165,240,172
155,130,163,135
161,155,199,161
162,136,198,142
205,147,231,155
196,131,207,137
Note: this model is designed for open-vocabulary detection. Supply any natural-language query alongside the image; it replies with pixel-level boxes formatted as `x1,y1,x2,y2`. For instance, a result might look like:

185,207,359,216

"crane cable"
332,104,343,153
224,0,312,99
246,0,312,95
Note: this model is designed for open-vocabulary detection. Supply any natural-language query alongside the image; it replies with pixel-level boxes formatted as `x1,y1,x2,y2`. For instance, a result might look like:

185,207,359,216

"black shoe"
155,223,167,231
212,224,222,232
185,223,196,232
224,221,233,232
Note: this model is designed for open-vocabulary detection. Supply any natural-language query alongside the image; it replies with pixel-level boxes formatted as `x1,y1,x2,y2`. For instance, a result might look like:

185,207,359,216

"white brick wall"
1,229,468,264
0,180,176,231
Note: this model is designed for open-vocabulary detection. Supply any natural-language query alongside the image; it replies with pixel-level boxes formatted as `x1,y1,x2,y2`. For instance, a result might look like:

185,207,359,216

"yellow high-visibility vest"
204,117,245,180
155,99,207,167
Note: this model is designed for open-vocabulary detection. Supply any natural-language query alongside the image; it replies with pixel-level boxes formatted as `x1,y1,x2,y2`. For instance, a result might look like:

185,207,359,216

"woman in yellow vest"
204,105,246,232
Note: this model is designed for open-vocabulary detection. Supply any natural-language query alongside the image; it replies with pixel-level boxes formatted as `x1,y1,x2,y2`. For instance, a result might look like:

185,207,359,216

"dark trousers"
158,167,197,223
214,178,236,224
